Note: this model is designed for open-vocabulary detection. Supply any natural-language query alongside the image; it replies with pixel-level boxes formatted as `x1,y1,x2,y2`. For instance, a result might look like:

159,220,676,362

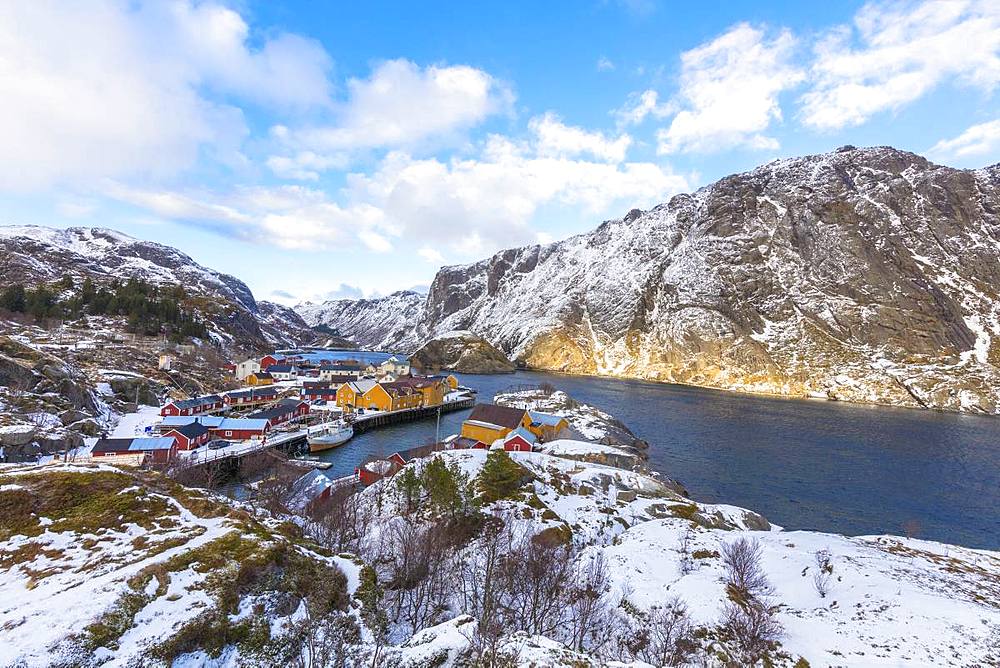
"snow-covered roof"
528,411,567,427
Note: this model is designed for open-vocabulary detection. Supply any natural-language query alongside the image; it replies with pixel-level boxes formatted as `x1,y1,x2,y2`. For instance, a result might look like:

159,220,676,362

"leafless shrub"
720,598,783,666
719,537,783,666
309,486,368,554
721,537,772,603
812,549,833,599
629,598,697,667
566,553,613,653
380,519,454,635
679,526,694,575
538,382,556,396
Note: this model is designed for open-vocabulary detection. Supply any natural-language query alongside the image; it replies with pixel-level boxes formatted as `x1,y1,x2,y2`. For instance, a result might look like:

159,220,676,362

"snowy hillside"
296,290,425,351
310,146,1000,414
0,226,313,349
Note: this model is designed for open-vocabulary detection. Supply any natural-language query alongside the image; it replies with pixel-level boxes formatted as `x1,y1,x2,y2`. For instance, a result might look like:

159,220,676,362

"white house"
378,356,410,378
236,358,261,381
267,364,300,381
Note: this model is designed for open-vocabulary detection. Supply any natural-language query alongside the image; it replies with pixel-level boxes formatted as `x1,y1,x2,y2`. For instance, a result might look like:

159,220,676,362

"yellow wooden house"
460,404,532,444
526,411,571,442
246,371,275,386
337,379,422,412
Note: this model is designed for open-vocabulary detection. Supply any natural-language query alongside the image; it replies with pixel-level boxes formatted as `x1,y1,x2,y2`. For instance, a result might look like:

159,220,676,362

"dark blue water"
313,371,1000,550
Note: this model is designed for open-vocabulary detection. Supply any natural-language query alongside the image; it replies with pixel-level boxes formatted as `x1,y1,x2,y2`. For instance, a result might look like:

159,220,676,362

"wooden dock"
350,396,474,434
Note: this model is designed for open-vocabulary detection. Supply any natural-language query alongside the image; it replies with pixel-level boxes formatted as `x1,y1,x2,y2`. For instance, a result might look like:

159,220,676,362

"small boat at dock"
307,421,353,453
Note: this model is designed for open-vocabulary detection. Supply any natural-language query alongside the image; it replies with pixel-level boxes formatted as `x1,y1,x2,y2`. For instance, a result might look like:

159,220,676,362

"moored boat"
307,421,353,452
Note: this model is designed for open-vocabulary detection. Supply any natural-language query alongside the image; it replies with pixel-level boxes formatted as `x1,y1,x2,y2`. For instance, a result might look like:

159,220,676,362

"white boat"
307,421,353,453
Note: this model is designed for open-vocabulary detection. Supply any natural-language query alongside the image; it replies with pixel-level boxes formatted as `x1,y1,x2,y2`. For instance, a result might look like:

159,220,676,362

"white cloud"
270,59,513,169
113,130,688,262
529,112,633,163
801,0,1000,130
108,183,391,252
614,89,675,127
0,0,334,191
930,119,1000,159
417,247,446,264
597,56,616,72
344,139,688,259
656,23,804,154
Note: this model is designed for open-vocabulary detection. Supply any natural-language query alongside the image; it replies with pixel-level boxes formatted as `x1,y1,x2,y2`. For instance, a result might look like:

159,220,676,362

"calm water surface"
313,371,1000,550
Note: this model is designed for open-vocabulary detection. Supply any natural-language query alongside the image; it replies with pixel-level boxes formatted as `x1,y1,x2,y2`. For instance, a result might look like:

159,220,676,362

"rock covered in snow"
0,225,314,349
296,290,425,351
409,330,515,373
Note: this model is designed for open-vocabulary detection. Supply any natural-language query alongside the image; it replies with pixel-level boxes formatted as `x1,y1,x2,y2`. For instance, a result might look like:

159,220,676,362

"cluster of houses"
236,352,412,387
92,398,312,463
353,404,571,487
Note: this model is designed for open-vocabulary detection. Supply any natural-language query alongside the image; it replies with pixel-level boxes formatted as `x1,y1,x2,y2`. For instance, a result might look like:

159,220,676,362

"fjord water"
316,370,1000,550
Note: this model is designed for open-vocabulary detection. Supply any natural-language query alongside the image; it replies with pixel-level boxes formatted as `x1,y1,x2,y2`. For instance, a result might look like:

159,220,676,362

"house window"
225,431,233,437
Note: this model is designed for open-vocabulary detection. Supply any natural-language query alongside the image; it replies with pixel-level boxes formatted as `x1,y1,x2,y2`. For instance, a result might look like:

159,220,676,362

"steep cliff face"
414,147,1000,413
0,226,313,350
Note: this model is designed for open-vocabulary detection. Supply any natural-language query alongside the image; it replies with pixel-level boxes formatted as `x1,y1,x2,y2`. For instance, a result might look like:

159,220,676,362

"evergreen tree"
0,284,26,312
396,465,422,515
421,456,463,517
478,449,527,503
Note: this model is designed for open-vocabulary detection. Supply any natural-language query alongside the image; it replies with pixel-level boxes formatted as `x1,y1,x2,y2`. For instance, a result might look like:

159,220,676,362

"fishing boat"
306,421,353,453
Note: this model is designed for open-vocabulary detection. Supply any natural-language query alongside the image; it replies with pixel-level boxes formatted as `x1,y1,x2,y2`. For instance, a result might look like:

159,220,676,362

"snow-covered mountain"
296,290,425,351
0,226,313,349
300,146,1000,414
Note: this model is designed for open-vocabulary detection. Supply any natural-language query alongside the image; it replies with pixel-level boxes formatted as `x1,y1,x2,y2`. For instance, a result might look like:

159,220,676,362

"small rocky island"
409,330,515,374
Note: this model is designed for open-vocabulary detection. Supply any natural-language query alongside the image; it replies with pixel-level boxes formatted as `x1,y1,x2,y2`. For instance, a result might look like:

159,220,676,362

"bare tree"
721,537,772,603
719,537,783,666
678,526,694,575
627,597,697,667
380,519,453,635
566,552,613,654
812,549,833,599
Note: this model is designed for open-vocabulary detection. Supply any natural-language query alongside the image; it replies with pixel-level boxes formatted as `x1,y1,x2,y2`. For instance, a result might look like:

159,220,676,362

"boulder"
0,424,36,447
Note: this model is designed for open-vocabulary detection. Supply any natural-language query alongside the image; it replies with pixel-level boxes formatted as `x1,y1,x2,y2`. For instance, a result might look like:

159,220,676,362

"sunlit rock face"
416,147,1000,413
300,147,1000,413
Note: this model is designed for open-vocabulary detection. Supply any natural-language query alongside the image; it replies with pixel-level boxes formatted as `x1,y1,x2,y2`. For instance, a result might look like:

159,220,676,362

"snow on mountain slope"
296,290,424,351
409,146,1000,413
0,226,312,349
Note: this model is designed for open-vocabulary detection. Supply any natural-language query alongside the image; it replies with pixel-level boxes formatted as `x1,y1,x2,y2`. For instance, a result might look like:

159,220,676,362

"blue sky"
1,1,998,305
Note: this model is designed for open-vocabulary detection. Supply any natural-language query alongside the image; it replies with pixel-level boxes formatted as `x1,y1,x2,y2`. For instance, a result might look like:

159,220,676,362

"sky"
1,0,999,306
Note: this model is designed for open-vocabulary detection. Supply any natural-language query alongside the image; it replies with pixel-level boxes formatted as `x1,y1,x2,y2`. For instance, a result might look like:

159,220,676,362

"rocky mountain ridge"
0,225,314,350
298,146,1000,414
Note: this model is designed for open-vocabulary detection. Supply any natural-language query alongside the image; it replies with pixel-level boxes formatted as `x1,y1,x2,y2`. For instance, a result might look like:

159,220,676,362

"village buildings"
92,437,178,464
460,404,534,444
235,358,261,381
246,371,274,386
160,394,223,417
162,422,211,450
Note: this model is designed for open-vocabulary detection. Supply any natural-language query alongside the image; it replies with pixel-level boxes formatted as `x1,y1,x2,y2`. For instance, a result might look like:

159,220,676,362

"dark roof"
252,371,273,379
380,381,419,396
247,398,306,421
166,422,210,439
168,394,221,410
302,381,332,389
93,437,176,453
225,387,279,400
466,404,527,430
265,364,296,373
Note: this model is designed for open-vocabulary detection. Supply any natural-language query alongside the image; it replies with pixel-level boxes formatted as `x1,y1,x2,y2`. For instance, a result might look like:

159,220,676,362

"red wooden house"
246,399,310,427
501,427,537,452
92,436,178,463
160,394,223,417
163,422,212,451
259,354,285,370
